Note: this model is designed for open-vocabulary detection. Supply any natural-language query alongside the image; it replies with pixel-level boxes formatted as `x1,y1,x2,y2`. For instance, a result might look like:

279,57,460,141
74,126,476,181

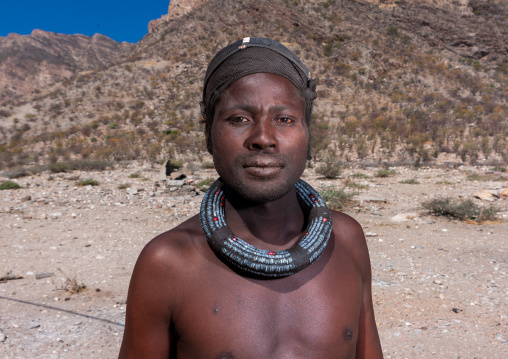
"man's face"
210,72,309,203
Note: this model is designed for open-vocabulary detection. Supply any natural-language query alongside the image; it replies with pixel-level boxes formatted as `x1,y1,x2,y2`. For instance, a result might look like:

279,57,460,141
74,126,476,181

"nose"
245,120,277,151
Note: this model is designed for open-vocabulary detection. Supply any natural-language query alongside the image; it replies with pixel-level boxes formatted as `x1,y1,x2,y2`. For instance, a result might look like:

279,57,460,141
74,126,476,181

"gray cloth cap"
202,37,317,120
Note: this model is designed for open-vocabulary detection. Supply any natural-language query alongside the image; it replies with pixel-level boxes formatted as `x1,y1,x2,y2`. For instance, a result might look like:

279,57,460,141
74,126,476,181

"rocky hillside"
0,0,507,173
0,30,133,102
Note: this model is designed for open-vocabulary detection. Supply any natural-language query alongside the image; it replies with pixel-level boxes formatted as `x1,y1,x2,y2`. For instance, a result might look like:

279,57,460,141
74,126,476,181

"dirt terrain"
1,163,507,358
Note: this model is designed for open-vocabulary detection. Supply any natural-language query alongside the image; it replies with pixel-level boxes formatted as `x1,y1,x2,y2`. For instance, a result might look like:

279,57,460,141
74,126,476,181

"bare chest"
172,255,363,359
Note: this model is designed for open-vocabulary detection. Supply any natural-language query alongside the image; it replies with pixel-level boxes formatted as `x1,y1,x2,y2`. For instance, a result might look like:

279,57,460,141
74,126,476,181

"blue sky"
0,0,170,43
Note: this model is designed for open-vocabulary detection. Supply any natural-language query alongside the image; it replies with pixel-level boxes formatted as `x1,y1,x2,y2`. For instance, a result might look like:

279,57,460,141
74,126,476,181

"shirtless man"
119,38,383,358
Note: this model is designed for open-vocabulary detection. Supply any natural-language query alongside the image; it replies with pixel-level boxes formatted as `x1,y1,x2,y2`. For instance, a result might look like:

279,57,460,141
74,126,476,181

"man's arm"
355,236,383,359
333,212,383,358
118,235,177,358
352,220,383,359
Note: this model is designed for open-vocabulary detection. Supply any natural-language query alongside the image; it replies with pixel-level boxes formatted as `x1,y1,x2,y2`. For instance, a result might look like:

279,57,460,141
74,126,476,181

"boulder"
499,188,508,199
473,190,498,202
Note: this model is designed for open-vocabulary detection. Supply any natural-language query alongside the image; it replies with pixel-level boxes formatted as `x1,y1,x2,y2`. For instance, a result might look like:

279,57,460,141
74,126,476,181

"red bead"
220,202,224,206
268,251,276,256
323,218,327,222
309,194,314,198
213,217,218,221
221,196,224,200
216,191,220,195
314,200,318,203
305,232,309,235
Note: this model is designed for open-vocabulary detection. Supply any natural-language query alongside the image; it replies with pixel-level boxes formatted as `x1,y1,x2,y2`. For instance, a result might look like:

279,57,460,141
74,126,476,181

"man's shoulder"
329,210,364,241
328,210,369,271
136,214,207,271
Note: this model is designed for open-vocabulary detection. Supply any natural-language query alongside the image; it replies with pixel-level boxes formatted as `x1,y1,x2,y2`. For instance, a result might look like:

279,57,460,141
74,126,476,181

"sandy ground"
0,163,507,358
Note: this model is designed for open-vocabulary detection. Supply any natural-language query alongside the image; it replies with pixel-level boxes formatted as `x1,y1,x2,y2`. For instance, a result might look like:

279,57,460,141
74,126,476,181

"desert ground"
0,162,507,358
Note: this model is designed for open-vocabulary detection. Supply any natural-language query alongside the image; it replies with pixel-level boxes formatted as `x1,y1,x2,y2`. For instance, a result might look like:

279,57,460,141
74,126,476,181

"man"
119,37,383,358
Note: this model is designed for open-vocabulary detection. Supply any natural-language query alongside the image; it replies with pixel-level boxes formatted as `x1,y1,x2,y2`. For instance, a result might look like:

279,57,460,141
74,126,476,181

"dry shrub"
422,197,498,222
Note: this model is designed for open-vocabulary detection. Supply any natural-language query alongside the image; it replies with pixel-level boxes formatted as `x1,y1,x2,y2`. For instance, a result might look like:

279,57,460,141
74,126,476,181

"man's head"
201,37,318,156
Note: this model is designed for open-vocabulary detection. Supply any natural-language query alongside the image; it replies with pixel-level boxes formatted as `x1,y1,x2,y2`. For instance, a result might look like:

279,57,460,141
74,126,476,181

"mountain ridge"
0,0,506,170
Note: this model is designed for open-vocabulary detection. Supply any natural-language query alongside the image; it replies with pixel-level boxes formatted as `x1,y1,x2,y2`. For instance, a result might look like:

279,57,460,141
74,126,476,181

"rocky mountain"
0,0,507,172
0,30,133,102
148,0,210,33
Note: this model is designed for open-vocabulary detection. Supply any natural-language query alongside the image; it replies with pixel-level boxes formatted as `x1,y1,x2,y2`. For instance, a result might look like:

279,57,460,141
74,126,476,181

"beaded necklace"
200,178,332,278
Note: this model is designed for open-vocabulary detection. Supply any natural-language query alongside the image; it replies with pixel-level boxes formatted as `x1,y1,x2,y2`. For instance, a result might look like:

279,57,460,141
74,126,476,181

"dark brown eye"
276,117,294,124
229,116,249,124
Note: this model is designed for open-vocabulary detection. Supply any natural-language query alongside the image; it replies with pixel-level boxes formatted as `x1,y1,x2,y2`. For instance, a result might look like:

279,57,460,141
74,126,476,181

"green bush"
351,173,368,178
399,178,420,184
197,177,215,191
76,179,99,186
50,162,69,173
0,181,21,190
170,159,184,169
320,187,356,210
422,197,498,222
375,169,397,177
316,157,341,179
201,161,215,169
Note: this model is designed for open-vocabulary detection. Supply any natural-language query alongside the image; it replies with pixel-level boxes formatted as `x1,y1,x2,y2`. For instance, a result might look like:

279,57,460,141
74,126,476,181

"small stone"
96,254,105,260
126,188,138,195
365,232,378,237
21,195,31,202
35,272,54,280
391,213,418,222
49,212,62,218
0,330,6,342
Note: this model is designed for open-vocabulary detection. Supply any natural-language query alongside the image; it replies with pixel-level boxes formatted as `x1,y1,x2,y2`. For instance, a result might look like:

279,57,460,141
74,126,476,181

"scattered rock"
170,172,186,180
0,330,6,342
499,188,508,199
49,212,63,218
365,232,378,237
391,213,418,222
353,195,387,203
21,195,31,202
167,179,185,187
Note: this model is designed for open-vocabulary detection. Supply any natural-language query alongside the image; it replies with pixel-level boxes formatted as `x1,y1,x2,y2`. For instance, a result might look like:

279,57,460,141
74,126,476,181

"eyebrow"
219,104,293,115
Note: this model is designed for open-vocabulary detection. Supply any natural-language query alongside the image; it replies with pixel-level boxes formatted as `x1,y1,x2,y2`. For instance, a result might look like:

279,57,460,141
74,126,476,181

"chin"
227,176,296,203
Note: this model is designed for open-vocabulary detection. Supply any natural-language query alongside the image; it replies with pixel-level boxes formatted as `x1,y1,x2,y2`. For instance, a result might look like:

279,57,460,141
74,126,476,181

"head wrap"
201,37,318,154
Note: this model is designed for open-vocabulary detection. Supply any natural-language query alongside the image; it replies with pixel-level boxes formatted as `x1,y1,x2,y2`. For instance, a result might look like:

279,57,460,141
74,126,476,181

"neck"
223,185,306,250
